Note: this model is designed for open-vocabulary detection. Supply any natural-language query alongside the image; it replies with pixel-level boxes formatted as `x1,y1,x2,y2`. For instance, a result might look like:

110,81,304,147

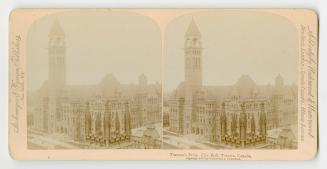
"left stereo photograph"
9,9,163,152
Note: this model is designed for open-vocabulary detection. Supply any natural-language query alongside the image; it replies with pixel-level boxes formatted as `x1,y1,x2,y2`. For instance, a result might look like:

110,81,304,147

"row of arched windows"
185,57,201,69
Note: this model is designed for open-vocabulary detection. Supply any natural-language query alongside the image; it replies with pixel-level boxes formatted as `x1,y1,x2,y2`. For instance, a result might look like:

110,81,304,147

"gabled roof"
171,74,297,101
33,73,161,102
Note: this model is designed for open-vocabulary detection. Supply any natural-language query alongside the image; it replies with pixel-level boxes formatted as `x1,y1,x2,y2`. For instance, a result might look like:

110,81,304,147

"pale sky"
27,11,299,92
164,11,299,92
27,11,162,92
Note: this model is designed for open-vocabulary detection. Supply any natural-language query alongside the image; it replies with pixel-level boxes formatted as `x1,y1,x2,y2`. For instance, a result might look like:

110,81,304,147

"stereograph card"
8,9,318,160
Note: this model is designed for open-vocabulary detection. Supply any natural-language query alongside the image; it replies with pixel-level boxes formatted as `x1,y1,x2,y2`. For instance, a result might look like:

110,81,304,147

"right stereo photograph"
163,11,299,150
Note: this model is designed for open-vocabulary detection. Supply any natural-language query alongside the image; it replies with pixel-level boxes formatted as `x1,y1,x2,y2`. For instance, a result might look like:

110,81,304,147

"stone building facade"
166,19,298,148
27,20,162,148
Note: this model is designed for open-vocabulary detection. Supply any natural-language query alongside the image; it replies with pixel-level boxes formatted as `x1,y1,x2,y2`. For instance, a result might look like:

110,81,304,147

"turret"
220,102,227,140
124,102,132,137
259,102,267,136
231,113,237,137
138,73,148,86
251,113,256,136
104,101,112,143
239,103,247,147
85,101,92,138
275,74,284,89
115,112,120,136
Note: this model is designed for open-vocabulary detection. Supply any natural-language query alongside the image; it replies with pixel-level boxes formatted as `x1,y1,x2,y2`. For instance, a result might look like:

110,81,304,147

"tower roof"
234,75,257,98
235,74,256,88
49,19,65,37
275,73,283,81
100,73,119,85
139,73,147,79
185,18,201,37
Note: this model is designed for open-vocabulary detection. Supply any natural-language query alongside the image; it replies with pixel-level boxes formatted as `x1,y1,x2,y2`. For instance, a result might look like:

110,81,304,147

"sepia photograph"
163,11,299,149
8,9,317,160
26,11,163,149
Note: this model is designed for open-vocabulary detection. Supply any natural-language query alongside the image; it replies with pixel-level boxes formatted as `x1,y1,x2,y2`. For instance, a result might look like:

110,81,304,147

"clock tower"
184,18,202,89
48,19,66,92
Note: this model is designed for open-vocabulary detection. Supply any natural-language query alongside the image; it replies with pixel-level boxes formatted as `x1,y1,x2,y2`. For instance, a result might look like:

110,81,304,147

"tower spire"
49,18,65,37
185,17,201,37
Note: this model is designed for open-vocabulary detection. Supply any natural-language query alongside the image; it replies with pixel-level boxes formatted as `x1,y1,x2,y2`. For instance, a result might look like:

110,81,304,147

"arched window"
186,38,192,47
193,38,198,46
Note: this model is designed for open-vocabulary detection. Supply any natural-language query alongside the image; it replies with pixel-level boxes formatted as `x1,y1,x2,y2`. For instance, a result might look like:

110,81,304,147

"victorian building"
27,19,162,148
166,19,298,148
